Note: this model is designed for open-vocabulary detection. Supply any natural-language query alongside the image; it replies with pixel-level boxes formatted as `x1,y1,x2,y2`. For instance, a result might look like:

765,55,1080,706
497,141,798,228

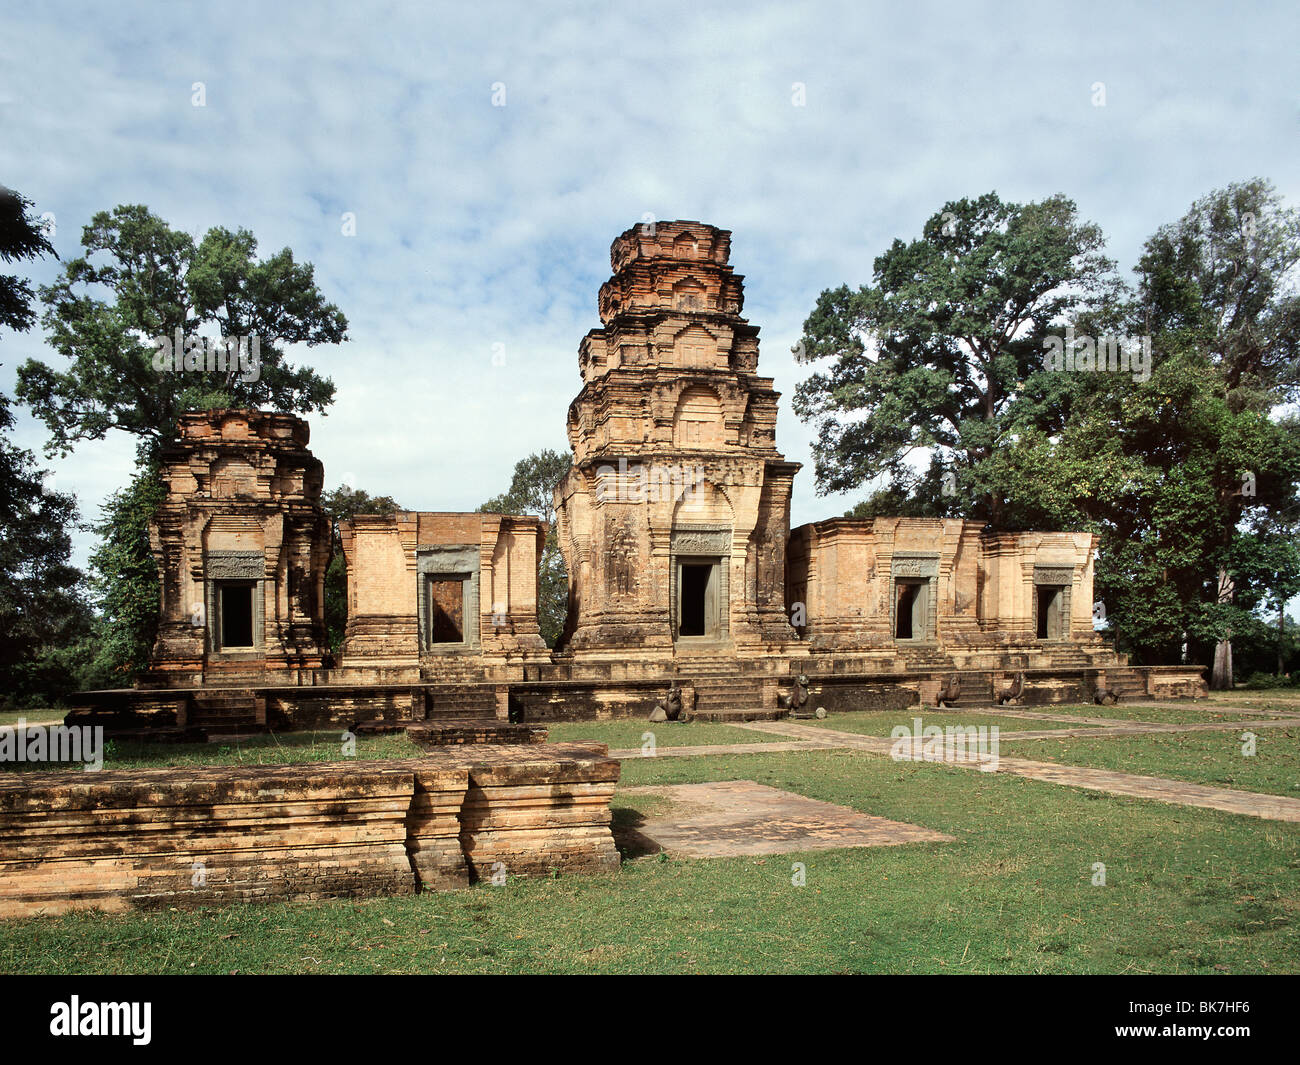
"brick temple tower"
144,409,330,689
552,221,803,668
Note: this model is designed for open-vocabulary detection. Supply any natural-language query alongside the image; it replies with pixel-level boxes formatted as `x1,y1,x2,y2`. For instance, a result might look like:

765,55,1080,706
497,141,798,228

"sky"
2,0,1298,573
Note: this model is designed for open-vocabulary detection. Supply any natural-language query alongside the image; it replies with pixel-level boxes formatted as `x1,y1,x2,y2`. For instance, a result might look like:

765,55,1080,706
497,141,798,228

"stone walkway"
613,713,1300,824
617,780,953,858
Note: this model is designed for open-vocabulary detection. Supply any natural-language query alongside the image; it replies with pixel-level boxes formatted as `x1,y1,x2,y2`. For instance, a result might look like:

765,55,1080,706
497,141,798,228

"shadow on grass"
610,806,663,860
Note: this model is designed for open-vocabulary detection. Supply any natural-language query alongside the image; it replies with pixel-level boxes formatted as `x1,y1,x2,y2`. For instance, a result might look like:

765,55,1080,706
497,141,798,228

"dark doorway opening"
680,564,712,637
428,578,465,643
895,580,927,641
1037,585,1065,640
219,582,255,649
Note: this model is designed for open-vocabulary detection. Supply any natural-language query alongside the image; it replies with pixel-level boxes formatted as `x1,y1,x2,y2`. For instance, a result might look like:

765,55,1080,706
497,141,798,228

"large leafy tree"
15,204,349,679
320,485,401,653
0,186,97,706
0,391,100,705
979,181,1300,678
1131,179,1300,686
479,449,572,647
795,191,1119,525
17,204,345,461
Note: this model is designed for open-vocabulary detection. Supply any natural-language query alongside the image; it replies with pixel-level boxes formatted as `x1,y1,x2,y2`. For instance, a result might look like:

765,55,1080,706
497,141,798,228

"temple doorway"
676,559,721,639
895,579,929,641
1037,585,1066,640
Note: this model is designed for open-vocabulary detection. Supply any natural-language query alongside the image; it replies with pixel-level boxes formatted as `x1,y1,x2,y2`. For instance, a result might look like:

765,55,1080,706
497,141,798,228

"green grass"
804,710,1100,737
0,729,424,774
1205,691,1300,715
1005,726,1300,798
545,719,784,749
1023,702,1292,725
0,709,64,727
1,747,1295,974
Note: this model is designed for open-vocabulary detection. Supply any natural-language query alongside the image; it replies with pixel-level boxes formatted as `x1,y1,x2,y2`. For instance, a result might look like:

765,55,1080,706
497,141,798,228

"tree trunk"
1212,638,1233,690
1210,565,1234,690
1280,605,1286,677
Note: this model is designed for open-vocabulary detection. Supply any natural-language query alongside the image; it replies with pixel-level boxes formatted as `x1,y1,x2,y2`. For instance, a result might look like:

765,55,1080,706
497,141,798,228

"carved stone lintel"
206,551,264,579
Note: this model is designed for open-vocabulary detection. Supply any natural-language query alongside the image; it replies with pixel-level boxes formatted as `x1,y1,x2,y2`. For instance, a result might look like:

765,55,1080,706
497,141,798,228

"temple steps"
1102,671,1150,698
689,676,778,719
690,706,788,723
935,675,995,707
424,684,499,720
188,691,263,734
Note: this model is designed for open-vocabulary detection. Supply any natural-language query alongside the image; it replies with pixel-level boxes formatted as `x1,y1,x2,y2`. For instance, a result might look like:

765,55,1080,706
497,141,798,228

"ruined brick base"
68,660,1208,732
0,743,620,919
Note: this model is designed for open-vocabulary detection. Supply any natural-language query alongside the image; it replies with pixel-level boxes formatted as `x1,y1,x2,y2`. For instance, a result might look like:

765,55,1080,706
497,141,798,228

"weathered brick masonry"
0,743,620,919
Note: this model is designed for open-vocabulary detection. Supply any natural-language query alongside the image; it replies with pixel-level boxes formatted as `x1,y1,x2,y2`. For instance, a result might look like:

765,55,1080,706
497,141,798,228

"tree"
479,449,572,647
14,204,349,680
1133,180,1300,687
320,485,400,653
85,464,167,683
794,191,1119,524
1,186,54,331
0,187,96,706
17,204,345,463
1228,491,1300,677
976,182,1300,677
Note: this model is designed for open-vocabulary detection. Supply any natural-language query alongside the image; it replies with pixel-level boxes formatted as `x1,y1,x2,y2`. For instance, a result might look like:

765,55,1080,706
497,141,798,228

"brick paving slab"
616,779,953,858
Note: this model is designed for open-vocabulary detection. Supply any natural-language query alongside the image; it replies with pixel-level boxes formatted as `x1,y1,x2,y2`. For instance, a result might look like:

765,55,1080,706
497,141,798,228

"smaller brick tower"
144,409,330,688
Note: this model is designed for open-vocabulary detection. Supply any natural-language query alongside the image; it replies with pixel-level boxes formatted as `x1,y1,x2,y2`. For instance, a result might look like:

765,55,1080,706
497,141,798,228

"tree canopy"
795,191,1119,525
0,186,96,706
17,204,346,461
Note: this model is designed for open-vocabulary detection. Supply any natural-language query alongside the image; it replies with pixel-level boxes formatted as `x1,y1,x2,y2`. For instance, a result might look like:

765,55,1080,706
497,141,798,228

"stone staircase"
1044,645,1099,669
672,656,786,722
424,683,500,721
1101,668,1150,700
187,690,262,735
934,673,995,707
897,647,955,672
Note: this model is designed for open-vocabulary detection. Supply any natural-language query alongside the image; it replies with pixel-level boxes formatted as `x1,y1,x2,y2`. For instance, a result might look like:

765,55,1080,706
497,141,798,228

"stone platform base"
405,721,548,747
0,743,620,919
68,662,1209,731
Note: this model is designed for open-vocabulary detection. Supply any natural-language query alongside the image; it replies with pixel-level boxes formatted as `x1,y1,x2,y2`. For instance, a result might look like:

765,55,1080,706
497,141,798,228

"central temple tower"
552,221,802,667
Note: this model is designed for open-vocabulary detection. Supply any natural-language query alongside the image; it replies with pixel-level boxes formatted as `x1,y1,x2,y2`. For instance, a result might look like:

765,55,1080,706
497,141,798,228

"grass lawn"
1023,702,1295,725
1,746,1295,974
804,710,1101,737
1205,691,1300,715
0,729,424,774
0,709,64,727
544,719,785,748
1004,726,1300,798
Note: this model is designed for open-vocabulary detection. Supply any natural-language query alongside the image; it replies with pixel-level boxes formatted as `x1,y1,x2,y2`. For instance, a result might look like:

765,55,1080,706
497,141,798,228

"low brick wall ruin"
0,743,620,919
